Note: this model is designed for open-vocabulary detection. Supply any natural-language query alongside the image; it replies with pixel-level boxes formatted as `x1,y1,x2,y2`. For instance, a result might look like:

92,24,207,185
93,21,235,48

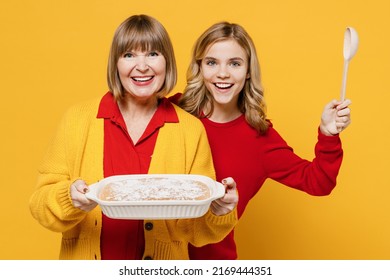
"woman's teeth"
133,76,153,82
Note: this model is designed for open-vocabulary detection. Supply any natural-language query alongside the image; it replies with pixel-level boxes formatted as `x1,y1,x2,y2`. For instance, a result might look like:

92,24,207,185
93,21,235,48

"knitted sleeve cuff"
318,126,341,142
55,180,87,220
204,207,238,226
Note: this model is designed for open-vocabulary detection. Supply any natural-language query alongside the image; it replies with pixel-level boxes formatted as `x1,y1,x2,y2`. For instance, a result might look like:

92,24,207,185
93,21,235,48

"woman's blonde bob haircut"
107,14,177,100
180,22,268,134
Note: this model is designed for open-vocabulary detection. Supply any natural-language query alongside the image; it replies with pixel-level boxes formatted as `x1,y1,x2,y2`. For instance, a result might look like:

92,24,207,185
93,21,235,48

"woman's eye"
205,60,216,66
148,51,159,57
123,53,134,58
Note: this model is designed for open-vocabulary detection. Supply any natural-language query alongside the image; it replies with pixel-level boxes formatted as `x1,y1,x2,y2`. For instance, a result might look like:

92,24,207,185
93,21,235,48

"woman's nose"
135,56,149,71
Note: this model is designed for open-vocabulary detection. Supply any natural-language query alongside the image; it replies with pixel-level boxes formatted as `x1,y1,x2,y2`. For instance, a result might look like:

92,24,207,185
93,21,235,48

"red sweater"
188,114,343,260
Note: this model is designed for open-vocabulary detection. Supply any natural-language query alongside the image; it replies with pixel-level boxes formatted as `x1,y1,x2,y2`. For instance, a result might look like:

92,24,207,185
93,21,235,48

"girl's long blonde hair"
180,22,268,134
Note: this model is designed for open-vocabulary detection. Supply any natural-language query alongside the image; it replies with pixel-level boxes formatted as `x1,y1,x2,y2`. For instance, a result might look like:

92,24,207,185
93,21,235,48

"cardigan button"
144,256,153,260
145,222,153,231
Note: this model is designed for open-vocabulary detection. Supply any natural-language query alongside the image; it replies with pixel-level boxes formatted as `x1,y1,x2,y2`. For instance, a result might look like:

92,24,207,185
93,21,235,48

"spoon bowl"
343,27,359,61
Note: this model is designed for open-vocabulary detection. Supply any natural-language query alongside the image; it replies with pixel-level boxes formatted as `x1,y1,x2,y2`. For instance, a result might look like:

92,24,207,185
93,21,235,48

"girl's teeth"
215,83,232,89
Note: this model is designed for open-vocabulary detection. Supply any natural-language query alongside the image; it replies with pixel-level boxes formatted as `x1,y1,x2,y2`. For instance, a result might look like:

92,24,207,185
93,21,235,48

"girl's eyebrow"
229,57,245,61
203,56,245,61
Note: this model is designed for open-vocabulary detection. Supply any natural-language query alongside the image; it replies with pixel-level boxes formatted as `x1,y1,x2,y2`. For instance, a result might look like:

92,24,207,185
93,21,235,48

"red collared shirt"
96,92,178,260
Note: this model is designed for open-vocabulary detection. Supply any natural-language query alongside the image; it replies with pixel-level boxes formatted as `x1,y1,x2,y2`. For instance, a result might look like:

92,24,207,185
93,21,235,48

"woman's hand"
210,177,239,216
70,179,97,212
320,99,352,136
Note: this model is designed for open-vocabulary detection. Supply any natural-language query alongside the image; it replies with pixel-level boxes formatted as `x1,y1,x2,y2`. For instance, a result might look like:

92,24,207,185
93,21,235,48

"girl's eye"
205,60,216,66
230,61,241,67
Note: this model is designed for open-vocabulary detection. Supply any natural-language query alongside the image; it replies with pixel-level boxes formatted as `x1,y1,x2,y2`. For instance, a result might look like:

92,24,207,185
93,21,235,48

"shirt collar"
97,92,179,123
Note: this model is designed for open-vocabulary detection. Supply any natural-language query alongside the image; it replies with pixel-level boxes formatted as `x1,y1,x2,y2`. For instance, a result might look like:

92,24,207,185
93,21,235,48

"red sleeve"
262,126,343,196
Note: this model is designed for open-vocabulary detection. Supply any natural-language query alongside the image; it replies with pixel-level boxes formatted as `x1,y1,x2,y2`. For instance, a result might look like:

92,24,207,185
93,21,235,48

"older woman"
29,15,238,260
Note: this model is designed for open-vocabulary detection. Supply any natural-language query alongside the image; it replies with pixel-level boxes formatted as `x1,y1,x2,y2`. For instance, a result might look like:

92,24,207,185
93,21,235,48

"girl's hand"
70,179,97,212
320,99,352,136
210,177,238,216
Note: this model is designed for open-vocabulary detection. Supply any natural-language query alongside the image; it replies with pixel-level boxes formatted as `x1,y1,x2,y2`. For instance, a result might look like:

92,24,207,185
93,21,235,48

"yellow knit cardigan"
29,97,237,260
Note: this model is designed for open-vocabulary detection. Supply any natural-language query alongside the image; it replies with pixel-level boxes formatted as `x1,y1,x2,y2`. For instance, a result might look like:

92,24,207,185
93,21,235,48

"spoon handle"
340,60,349,101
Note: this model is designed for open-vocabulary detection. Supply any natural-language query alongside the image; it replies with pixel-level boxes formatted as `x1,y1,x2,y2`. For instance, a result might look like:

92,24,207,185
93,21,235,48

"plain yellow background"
0,0,389,260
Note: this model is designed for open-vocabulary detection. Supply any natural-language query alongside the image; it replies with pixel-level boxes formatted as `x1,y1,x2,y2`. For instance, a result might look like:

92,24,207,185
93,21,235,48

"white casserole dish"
85,174,225,220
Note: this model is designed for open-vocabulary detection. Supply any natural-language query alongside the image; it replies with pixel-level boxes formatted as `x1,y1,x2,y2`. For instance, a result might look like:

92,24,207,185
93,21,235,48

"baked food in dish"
85,174,226,219
98,177,211,201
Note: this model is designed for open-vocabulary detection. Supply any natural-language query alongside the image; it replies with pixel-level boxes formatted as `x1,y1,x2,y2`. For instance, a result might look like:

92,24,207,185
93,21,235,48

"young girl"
178,21,352,259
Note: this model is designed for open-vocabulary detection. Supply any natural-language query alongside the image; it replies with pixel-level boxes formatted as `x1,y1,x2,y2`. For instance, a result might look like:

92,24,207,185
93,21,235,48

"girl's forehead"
205,40,246,57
